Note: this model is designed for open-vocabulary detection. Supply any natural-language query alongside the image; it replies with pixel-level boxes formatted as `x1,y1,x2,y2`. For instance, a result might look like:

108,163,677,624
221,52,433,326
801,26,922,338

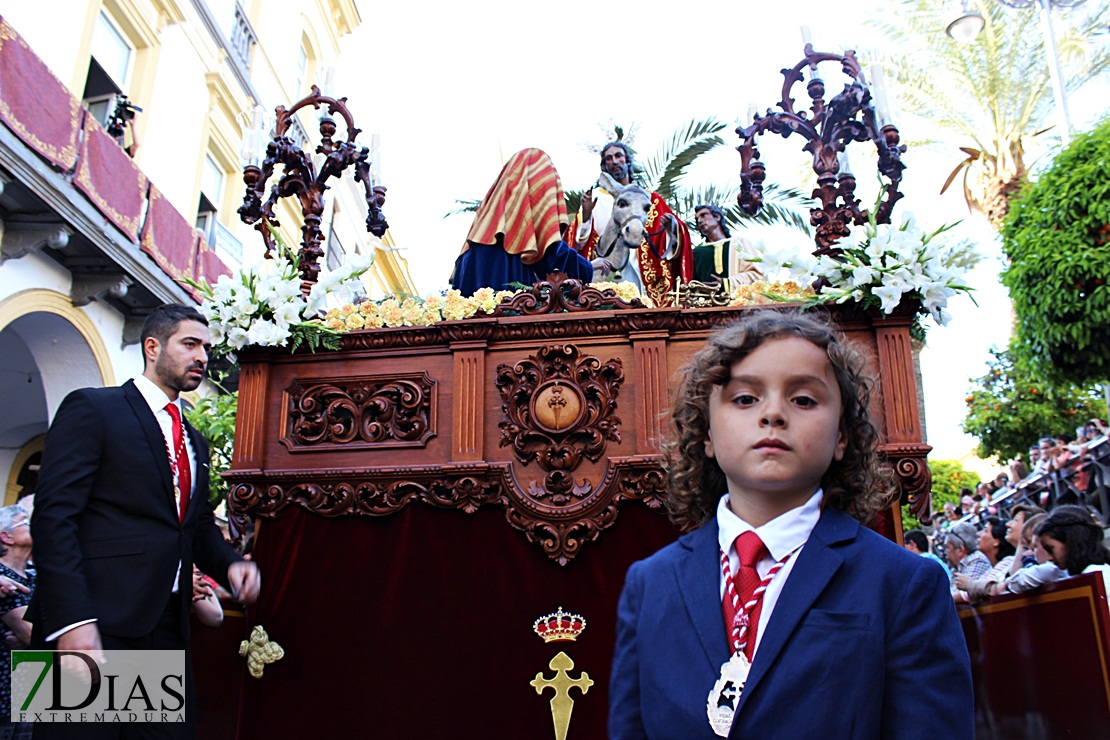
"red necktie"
165,403,191,523
734,531,768,660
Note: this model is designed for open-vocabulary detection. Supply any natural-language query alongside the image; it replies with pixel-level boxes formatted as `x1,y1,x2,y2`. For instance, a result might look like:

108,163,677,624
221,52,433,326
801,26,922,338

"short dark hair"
1011,503,1046,521
904,529,929,553
1035,505,1110,575
694,204,731,238
141,303,207,368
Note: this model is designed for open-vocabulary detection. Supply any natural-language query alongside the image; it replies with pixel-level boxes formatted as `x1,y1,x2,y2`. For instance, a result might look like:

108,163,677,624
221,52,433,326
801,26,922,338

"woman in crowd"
1002,513,1067,594
1035,506,1110,592
955,517,1016,603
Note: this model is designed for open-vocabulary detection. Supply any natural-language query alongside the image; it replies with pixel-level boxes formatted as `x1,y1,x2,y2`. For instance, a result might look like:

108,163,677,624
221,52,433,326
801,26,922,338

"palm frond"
640,118,730,200
443,199,481,218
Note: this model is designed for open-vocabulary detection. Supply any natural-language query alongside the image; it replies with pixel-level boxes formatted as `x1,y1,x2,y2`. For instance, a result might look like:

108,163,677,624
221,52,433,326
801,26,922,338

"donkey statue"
592,185,680,293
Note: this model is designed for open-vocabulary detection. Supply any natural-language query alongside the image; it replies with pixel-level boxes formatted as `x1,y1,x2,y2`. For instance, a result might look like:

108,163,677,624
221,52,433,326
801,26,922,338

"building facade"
0,0,409,505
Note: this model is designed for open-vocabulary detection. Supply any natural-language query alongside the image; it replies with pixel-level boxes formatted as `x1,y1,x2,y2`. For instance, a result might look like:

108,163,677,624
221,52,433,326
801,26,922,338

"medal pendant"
173,484,181,501
706,652,750,737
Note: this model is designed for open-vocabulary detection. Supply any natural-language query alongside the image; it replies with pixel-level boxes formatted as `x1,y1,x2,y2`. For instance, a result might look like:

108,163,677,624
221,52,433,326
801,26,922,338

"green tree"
903,458,981,531
870,0,1110,227
185,390,238,506
901,457,981,532
961,344,1103,461
1000,118,1110,385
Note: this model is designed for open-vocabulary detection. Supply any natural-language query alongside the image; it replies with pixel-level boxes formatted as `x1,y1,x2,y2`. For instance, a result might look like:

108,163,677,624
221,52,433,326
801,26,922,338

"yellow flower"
494,290,515,303
614,283,641,301
325,317,345,330
463,296,482,318
345,314,365,330
423,294,444,310
379,298,400,314
339,303,357,317
381,307,404,327
325,308,341,320
473,287,495,303
363,314,384,329
402,305,424,325
359,301,379,316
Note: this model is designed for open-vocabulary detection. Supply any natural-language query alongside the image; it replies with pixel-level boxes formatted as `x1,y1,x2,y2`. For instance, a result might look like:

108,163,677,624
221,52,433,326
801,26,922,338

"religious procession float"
180,46,1109,740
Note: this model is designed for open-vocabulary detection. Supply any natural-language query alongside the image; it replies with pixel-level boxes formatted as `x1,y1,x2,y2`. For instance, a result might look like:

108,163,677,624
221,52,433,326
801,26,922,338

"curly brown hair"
663,309,896,531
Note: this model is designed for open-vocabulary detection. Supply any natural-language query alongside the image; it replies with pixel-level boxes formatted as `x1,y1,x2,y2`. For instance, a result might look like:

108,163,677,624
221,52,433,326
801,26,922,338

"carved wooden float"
219,278,930,738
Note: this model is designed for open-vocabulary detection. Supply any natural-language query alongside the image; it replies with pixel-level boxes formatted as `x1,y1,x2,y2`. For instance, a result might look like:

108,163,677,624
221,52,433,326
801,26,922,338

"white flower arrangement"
741,210,973,339
184,235,374,358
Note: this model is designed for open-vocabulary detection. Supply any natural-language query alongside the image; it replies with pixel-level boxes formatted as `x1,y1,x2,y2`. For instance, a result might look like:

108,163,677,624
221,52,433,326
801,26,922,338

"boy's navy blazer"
609,507,973,739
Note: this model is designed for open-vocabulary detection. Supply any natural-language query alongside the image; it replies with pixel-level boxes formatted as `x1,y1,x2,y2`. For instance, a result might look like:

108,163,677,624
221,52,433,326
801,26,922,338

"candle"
869,65,892,126
837,150,852,176
239,104,266,168
370,133,382,185
801,26,813,48
746,104,759,128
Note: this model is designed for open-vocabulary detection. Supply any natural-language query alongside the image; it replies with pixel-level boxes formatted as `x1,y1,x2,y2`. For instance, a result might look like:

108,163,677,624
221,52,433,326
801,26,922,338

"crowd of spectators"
905,417,1110,606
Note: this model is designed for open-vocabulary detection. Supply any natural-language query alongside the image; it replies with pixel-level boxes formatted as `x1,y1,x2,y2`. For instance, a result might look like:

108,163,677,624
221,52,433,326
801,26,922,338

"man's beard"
158,356,204,393
606,162,630,184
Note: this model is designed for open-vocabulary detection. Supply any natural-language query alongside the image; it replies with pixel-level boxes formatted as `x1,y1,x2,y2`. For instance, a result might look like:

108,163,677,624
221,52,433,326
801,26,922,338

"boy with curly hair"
609,310,972,739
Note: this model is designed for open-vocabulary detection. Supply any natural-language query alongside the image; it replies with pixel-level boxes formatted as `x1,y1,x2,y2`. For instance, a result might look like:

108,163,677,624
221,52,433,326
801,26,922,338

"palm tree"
869,0,1110,227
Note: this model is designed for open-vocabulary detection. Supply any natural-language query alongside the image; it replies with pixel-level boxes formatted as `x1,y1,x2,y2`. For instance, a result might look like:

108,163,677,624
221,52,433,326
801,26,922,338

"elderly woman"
955,517,1017,603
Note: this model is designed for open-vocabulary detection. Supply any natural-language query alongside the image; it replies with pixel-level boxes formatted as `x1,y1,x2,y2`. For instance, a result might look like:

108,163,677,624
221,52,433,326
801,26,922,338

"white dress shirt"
716,489,823,656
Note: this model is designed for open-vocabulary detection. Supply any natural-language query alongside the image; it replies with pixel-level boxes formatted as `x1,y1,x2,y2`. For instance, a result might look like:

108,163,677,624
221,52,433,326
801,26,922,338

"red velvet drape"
233,503,681,738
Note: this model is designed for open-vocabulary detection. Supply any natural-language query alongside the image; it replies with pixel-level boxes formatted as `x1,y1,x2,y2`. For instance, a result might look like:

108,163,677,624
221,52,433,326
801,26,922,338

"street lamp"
946,2,986,43
736,44,907,257
947,0,1087,144
238,86,388,293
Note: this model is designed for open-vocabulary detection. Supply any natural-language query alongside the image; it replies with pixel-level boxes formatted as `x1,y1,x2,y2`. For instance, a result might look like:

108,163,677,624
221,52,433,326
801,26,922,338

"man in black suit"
28,303,260,738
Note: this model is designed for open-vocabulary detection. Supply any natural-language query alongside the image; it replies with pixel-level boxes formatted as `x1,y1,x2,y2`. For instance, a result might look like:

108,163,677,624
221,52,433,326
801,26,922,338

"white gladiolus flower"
872,284,904,314
247,319,290,346
274,300,306,328
851,265,877,285
226,326,250,349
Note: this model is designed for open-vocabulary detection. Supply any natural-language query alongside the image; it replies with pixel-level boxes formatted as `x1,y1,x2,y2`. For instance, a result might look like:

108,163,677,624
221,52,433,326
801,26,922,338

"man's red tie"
735,531,768,660
165,403,191,523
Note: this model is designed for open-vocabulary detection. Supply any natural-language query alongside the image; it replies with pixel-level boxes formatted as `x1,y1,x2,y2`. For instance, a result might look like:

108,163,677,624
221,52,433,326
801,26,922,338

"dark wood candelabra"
238,86,387,293
737,46,907,257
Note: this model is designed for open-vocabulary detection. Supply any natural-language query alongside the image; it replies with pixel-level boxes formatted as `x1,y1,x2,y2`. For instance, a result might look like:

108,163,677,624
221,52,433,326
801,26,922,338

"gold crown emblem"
533,607,586,643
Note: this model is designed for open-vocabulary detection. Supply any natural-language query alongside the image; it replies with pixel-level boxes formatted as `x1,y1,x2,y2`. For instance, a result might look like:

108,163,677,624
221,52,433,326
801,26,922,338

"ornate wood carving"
281,373,436,452
495,345,624,501
492,272,644,316
225,457,667,565
881,442,933,524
